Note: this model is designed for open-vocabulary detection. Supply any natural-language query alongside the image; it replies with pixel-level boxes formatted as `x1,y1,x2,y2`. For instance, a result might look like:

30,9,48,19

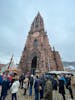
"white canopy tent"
47,71,73,75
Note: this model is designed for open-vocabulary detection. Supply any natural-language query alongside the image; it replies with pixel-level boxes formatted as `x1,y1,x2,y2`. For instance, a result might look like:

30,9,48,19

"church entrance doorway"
31,56,37,75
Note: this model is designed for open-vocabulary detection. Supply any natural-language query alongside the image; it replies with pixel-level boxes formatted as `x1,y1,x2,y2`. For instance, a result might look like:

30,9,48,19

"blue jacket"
0,75,3,85
1,79,10,96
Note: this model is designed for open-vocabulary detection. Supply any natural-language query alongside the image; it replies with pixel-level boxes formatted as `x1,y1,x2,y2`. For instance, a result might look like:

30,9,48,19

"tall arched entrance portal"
29,50,40,75
31,56,37,75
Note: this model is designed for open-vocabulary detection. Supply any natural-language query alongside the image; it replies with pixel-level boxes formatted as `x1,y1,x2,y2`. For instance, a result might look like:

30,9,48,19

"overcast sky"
0,0,75,64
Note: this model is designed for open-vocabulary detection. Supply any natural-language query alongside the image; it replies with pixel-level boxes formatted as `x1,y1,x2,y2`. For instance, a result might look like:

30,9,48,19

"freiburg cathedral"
19,12,63,74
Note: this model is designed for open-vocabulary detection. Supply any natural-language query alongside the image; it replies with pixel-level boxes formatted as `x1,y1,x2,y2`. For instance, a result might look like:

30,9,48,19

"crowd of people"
18,72,74,100
0,71,74,100
0,72,19,100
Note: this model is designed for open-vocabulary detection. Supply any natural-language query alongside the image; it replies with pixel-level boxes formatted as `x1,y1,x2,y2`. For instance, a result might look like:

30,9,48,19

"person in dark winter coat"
19,73,25,89
29,74,34,96
0,75,10,100
65,75,73,99
34,76,40,100
39,78,44,99
52,75,58,91
52,75,58,100
0,75,3,85
58,75,66,100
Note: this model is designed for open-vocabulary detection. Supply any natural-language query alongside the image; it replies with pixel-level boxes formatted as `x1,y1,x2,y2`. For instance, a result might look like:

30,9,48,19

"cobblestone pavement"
5,86,75,100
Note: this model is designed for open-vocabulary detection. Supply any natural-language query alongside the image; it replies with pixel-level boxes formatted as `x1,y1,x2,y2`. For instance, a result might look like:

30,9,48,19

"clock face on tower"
32,32,40,37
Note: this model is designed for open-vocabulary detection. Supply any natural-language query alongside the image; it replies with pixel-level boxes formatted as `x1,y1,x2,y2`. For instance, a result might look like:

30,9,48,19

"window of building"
33,39,38,48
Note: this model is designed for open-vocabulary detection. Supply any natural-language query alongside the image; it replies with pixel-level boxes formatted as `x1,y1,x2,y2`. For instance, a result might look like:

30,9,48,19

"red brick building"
19,12,63,74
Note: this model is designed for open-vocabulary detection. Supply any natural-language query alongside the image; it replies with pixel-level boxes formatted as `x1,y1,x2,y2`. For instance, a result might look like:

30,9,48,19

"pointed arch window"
35,18,38,28
33,39,38,48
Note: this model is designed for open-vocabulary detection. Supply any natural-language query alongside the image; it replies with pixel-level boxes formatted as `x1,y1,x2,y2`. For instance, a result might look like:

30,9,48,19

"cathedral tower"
19,12,63,74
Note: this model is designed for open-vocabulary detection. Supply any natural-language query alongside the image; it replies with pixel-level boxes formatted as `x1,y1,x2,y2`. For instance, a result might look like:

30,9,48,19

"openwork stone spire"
30,12,44,33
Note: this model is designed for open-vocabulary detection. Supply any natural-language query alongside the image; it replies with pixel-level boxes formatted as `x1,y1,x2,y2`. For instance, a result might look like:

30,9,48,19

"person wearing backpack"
65,75,74,99
52,75,58,100
58,74,66,100
52,75,58,90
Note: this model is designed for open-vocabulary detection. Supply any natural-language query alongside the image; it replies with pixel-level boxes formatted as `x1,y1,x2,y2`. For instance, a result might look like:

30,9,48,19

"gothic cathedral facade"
19,12,63,74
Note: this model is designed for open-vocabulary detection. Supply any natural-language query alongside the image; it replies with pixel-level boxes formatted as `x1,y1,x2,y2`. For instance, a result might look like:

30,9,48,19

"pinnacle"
36,11,42,18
